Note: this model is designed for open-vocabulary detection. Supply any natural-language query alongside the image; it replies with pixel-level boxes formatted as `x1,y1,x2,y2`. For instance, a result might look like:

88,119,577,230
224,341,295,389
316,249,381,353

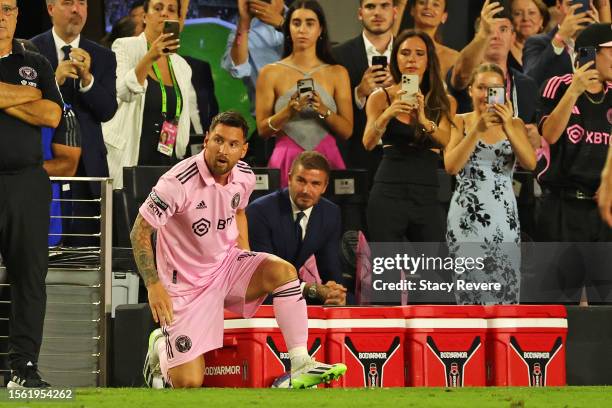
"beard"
363,20,393,36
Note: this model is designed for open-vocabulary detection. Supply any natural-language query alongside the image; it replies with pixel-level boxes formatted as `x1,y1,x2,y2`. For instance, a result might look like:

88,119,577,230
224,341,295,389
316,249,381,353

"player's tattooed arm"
130,213,159,286
236,209,251,251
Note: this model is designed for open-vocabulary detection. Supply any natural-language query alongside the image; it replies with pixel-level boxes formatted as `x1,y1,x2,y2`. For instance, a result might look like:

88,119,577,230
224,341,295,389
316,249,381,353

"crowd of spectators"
8,0,612,306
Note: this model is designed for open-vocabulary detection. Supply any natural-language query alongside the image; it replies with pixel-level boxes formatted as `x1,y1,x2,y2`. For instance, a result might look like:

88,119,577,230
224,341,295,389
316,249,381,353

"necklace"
584,90,606,105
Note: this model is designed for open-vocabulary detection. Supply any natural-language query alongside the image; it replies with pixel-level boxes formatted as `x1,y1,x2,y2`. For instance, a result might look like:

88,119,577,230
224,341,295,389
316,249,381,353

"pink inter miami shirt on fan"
139,153,255,296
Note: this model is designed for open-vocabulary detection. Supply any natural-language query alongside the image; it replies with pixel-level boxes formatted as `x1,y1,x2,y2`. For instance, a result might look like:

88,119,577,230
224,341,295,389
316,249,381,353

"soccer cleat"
290,358,347,389
7,361,50,388
143,328,165,389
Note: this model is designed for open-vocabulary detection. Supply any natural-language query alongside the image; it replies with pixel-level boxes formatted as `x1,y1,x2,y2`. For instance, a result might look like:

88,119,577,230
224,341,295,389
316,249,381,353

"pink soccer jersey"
139,153,256,296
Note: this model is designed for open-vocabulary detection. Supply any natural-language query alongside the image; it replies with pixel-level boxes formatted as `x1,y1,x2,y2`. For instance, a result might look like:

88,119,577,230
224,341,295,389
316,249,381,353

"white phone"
297,78,314,99
401,74,419,104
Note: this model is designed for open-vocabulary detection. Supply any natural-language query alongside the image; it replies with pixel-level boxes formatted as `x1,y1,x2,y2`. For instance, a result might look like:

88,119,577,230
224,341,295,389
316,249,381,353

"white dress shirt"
289,197,313,240
51,27,94,92
354,32,393,110
551,26,576,69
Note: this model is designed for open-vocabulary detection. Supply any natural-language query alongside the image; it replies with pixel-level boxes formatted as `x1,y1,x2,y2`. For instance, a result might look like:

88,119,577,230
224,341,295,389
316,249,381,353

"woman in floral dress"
444,63,536,304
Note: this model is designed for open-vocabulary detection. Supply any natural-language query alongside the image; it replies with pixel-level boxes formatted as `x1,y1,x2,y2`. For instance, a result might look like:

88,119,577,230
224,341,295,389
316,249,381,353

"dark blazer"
246,189,343,285
184,55,219,132
332,35,382,183
31,30,118,184
523,27,573,87
447,65,539,123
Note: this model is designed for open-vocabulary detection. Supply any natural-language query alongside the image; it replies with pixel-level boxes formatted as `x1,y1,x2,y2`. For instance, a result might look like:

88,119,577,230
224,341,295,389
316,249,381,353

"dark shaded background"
16,0,105,43
14,1,556,50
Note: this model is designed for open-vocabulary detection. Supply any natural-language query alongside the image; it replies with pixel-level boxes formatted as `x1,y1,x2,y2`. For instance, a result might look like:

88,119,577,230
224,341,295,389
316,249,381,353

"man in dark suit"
183,55,219,133
332,0,397,187
31,0,117,245
247,152,347,305
447,2,540,146
523,0,596,87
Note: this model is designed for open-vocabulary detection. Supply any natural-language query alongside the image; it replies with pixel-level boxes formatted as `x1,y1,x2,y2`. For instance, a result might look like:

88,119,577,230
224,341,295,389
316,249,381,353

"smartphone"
401,74,419,104
493,0,512,19
163,20,181,49
372,55,388,71
572,0,590,14
487,86,506,113
578,46,597,68
297,78,314,99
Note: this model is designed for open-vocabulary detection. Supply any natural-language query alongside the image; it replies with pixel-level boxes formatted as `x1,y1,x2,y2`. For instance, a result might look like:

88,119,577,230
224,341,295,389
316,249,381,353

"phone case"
572,0,590,14
487,87,505,106
297,79,314,98
163,20,180,41
578,47,596,67
372,56,387,69
401,74,419,103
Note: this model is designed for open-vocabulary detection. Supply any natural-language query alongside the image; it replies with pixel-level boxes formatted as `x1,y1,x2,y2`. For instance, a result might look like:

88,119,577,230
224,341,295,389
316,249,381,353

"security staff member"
0,0,62,388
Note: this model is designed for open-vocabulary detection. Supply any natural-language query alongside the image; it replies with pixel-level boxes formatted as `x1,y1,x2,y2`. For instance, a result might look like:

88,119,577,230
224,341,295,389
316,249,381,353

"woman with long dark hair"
364,29,455,243
256,0,353,187
103,0,193,188
395,0,459,78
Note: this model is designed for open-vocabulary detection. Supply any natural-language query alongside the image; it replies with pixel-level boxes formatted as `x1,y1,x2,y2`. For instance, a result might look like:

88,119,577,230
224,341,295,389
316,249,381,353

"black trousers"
366,182,451,304
534,192,612,303
367,182,445,242
0,167,50,369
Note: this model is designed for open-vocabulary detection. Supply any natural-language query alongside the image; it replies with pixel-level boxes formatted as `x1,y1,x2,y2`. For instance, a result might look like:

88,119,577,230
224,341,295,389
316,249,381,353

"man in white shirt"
247,152,347,305
332,0,397,199
31,0,118,246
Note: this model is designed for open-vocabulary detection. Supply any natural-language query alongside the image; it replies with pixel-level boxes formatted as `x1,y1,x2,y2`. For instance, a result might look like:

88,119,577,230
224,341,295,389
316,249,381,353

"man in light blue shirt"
221,0,286,114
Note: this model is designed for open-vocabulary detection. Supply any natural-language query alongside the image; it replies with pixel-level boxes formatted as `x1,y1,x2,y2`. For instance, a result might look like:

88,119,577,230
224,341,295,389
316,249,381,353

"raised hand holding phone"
401,74,419,105
162,20,181,54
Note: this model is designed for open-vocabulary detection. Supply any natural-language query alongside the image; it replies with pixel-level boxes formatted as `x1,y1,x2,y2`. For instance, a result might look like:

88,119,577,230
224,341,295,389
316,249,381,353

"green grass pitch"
4,387,612,408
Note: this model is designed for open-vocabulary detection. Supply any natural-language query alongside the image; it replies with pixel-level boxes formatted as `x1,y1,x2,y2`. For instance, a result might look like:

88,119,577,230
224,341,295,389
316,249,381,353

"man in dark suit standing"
332,0,397,187
31,0,117,245
183,55,219,133
523,0,597,87
247,152,347,305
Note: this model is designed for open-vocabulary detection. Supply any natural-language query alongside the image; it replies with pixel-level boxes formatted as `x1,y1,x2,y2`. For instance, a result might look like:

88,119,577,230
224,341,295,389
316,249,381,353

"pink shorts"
161,247,270,371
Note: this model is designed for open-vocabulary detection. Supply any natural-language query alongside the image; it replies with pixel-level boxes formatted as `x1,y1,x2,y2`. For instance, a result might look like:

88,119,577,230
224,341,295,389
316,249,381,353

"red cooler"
325,307,405,388
404,306,487,387
485,305,567,386
203,305,326,387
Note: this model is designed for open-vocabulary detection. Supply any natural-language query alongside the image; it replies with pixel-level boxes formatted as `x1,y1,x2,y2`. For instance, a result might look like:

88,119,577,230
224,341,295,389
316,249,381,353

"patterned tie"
61,45,72,61
295,211,305,244
61,45,75,104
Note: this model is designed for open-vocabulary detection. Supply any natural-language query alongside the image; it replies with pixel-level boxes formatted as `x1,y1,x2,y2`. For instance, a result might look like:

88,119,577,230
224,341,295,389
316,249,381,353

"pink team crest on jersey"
567,124,585,144
607,108,612,125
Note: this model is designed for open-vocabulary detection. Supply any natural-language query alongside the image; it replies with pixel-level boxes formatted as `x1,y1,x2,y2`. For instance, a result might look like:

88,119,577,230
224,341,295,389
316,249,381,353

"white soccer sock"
288,346,310,372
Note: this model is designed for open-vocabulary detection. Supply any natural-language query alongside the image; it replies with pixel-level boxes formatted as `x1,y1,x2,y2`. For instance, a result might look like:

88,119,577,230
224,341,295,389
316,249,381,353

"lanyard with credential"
151,56,182,123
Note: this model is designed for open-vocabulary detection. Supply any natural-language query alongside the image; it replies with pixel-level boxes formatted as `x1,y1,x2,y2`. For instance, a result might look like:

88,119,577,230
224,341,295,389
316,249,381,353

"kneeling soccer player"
131,111,346,388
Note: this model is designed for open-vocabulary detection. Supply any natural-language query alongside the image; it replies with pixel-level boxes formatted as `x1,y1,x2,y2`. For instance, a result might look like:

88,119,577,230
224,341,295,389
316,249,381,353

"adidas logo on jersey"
196,200,207,210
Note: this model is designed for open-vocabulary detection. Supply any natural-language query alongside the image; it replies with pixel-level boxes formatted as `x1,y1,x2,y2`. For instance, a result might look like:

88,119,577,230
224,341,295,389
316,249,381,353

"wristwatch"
318,109,332,120
307,283,318,300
